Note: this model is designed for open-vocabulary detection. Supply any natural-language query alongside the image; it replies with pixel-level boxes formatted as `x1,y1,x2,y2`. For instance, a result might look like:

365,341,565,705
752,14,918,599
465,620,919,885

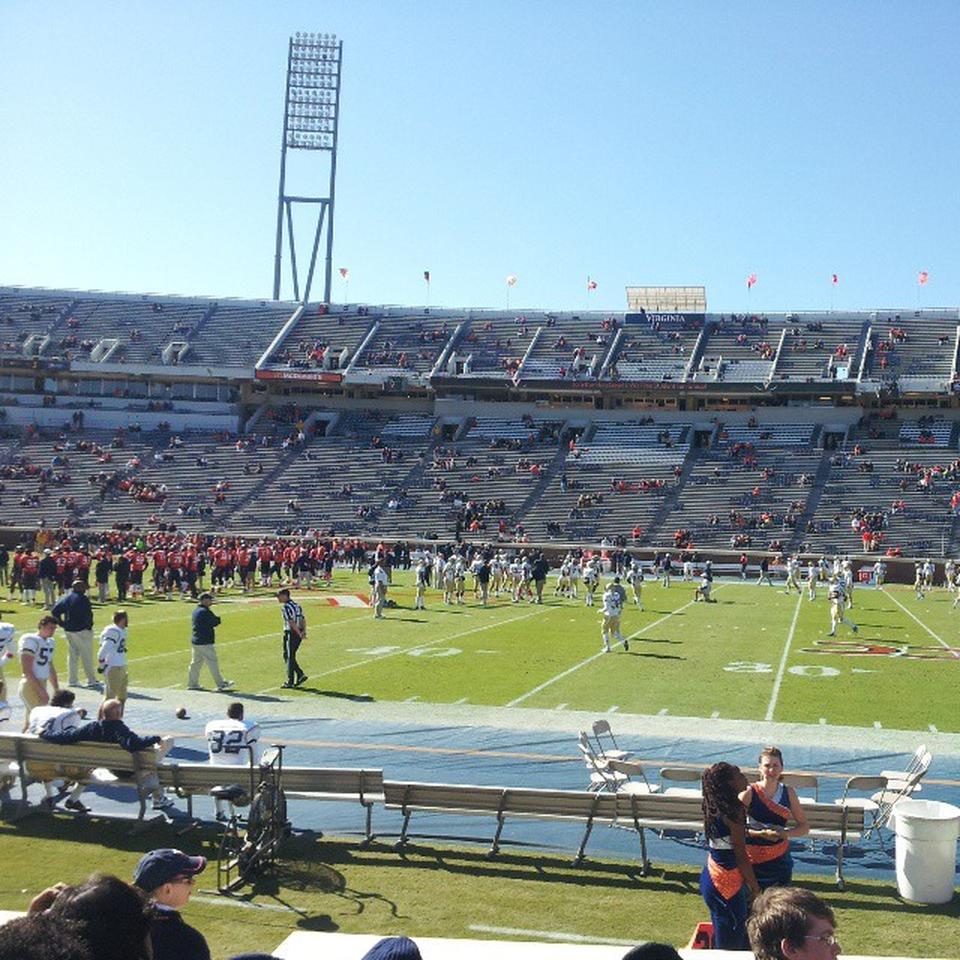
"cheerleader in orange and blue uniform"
700,762,761,950
740,746,809,889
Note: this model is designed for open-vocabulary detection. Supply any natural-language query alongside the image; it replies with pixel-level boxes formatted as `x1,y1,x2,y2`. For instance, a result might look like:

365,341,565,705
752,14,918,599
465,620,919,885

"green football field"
3,572,958,732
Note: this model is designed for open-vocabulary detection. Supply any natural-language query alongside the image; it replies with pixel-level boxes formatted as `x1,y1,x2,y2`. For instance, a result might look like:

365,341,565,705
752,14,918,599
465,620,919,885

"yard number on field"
724,661,840,678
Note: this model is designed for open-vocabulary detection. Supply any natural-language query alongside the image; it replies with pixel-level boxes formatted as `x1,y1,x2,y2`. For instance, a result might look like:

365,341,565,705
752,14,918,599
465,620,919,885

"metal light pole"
271,32,342,304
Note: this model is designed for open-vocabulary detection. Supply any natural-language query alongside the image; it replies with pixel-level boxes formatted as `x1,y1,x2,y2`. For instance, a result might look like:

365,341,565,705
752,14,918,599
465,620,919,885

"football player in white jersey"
923,559,935,590
806,562,817,601
568,559,581,600
490,553,505,596
582,561,600,607
442,559,457,605
626,562,645,610
97,610,129,709
841,558,855,608
555,562,571,598
783,556,802,595
28,688,87,810
0,622,15,705
943,559,955,591
913,561,925,600
827,578,858,636
18,615,59,731
206,702,262,819
599,584,626,653
414,559,429,610
873,559,886,587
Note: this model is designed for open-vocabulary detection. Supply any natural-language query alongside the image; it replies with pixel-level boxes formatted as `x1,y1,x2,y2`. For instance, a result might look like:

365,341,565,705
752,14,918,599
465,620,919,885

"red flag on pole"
423,270,431,283
831,274,839,286
339,267,350,280
918,270,929,286
587,278,597,291
746,273,757,289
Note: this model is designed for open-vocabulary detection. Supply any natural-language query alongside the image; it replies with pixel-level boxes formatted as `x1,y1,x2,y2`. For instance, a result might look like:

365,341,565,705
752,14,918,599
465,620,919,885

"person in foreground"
748,886,841,959
133,848,211,960
740,746,809,888
26,873,154,960
700,761,760,950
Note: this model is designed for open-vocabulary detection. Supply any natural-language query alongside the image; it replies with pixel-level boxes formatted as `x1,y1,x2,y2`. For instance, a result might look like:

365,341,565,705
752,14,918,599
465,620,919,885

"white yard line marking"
193,892,305,913
710,710,720,719
469,926,638,948
882,588,960,657
818,718,827,725
404,696,420,703
607,705,619,713
657,708,669,716
555,703,568,711
506,594,708,707
452,697,468,705
256,605,552,695
764,592,803,722
874,721,883,729
930,725,939,734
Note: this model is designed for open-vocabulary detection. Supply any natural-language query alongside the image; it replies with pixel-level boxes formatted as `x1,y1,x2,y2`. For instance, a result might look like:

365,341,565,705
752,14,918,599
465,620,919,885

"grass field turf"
0,818,956,960
2,571,957,732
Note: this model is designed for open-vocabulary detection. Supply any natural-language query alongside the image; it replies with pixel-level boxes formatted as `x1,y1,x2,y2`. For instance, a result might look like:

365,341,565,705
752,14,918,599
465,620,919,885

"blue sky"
2,1,958,312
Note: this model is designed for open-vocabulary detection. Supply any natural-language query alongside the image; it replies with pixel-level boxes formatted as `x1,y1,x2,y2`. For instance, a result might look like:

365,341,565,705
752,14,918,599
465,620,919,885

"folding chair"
870,750,932,836
658,766,703,798
834,775,887,843
880,745,931,794
591,719,631,761
781,772,820,806
577,732,625,793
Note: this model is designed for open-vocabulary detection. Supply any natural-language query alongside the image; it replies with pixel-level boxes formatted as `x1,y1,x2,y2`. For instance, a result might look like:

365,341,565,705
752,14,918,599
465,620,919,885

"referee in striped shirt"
277,589,308,688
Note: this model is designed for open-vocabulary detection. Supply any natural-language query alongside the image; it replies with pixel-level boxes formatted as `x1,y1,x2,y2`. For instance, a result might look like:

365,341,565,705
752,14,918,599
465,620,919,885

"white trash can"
892,799,960,904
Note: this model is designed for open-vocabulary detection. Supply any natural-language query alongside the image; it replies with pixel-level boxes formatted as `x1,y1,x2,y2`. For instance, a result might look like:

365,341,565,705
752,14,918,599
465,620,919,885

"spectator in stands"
30,873,155,960
133,849,211,960
747,886,839,960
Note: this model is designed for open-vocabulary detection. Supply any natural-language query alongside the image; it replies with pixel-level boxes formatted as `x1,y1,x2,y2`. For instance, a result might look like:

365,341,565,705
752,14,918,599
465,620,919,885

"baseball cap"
72,580,87,591
133,849,206,891
199,592,215,601
361,937,422,960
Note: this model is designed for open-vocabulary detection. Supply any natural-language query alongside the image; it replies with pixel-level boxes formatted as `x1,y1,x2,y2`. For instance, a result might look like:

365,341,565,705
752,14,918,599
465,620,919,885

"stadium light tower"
272,31,342,304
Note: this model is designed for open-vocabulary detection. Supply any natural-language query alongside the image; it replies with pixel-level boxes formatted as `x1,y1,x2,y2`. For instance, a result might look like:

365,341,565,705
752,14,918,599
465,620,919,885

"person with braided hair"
700,762,760,950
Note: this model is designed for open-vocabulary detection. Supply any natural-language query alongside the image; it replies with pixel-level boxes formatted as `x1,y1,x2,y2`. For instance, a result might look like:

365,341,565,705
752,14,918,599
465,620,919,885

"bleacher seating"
350,314,454,376
517,313,612,381
261,307,376,371
453,315,539,379
864,315,958,385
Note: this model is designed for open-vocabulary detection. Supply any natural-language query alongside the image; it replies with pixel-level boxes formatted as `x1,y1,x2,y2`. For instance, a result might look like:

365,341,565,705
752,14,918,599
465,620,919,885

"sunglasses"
805,934,841,948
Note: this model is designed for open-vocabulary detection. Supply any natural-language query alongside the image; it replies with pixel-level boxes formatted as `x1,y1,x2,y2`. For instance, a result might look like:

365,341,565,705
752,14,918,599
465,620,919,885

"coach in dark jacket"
51,579,97,689
187,593,233,691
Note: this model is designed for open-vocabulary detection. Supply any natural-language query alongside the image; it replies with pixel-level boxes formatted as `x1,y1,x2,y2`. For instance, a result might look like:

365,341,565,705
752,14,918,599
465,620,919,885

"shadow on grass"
297,689,376,702
625,652,685,661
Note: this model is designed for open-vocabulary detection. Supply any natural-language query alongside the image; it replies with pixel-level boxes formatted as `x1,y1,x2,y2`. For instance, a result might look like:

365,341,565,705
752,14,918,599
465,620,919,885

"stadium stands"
5,283,960,560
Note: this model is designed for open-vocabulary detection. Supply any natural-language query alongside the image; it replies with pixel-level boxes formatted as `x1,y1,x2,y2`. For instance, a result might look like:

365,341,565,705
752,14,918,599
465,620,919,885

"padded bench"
0,731,162,822
383,779,866,886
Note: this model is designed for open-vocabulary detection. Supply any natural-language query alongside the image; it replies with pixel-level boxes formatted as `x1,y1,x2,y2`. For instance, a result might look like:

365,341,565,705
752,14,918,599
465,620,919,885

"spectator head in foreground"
133,848,207,903
748,886,840,960
361,936,423,960
622,944,683,960
0,914,91,960
44,873,154,960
